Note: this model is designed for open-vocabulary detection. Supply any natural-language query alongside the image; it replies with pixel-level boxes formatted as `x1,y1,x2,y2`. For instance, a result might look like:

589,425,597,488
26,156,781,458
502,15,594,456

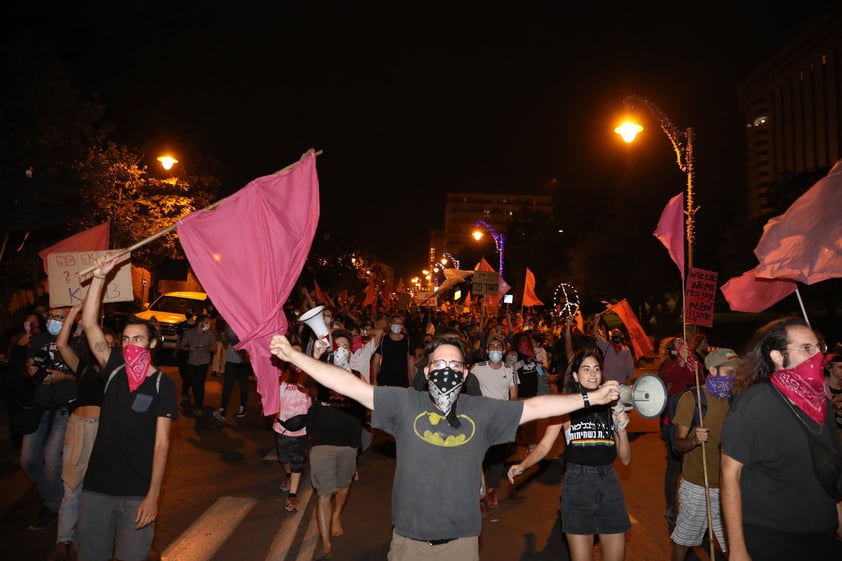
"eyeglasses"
122,335,148,344
429,359,465,370
787,343,826,355
48,314,66,321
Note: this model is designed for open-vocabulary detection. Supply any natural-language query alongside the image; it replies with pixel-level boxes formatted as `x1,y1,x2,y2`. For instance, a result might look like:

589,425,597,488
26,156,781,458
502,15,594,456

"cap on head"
824,351,842,368
705,348,740,369
487,334,505,347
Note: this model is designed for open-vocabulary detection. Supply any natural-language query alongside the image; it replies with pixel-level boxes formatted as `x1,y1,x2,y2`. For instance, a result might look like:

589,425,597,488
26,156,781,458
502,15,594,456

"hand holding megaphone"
616,374,667,419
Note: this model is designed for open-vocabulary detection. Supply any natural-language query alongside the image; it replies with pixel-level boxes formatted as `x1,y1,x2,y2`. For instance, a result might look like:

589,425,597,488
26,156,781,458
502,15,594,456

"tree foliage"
74,142,218,268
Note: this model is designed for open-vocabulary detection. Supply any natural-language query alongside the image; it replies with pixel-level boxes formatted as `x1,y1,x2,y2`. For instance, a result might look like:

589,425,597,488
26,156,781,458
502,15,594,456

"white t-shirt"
350,337,378,383
470,361,519,401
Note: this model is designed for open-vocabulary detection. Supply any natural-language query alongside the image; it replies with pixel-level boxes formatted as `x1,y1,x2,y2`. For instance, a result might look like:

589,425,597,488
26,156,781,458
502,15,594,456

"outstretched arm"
270,335,374,409
520,381,620,425
82,255,119,368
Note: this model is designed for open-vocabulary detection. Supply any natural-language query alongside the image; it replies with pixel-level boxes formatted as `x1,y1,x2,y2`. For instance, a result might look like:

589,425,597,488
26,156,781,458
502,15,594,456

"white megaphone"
618,374,667,418
299,305,331,342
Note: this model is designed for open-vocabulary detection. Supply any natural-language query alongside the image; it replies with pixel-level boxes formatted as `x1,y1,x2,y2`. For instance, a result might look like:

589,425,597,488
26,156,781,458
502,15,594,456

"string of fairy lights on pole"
472,219,505,278
615,95,698,270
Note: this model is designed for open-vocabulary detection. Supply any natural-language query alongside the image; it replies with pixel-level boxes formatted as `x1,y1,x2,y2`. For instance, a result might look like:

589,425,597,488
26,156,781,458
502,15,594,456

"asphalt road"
1,364,720,561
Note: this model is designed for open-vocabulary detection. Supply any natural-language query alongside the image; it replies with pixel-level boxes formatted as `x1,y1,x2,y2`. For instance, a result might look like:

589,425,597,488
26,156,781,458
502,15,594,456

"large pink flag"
522,267,544,307
720,265,797,313
176,150,320,415
754,160,842,285
39,218,110,274
606,299,654,358
653,193,685,280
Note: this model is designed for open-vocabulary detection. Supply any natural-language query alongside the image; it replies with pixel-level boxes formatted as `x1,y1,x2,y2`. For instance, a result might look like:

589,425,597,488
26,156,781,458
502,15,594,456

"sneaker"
235,406,246,418
212,409,226,422
27,507,58,530
280,476,291,493
486,488,499,509
285,497,299,512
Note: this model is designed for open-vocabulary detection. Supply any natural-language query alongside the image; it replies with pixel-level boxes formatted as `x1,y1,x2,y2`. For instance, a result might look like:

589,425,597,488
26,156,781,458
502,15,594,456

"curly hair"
733,316,809,393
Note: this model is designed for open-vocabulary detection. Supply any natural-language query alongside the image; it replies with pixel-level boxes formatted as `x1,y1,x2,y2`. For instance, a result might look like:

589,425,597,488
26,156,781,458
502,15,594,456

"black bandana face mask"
427,367,464,426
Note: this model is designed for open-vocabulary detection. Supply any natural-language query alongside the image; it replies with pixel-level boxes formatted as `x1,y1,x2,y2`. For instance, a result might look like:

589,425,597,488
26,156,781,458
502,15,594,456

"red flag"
313,279,334,307
176,150,320,416
754,160,842,285
606,299,654,358
39,219,110,274
522,267,544,307
653,193,685,280
363,277,377,310
475,258,510,308
720,265,797,313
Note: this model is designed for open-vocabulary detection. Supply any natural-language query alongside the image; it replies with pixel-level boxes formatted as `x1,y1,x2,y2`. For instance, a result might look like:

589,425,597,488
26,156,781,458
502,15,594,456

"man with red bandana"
76,255,179,561
721,317,842,560
593,315,634,385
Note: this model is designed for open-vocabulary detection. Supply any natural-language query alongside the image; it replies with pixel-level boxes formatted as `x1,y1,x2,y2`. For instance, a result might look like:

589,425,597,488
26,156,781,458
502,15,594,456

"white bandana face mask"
333,346,350,370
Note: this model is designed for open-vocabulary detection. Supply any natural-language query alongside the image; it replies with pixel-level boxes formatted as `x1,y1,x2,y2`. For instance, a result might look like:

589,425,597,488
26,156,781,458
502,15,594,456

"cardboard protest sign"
472,270,499,296
686,267,718,328
47,251,133,307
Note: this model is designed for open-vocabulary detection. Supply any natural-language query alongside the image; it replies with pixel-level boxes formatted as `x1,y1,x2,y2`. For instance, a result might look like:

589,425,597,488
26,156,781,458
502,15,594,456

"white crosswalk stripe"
161,496,257,561
264,485,316,561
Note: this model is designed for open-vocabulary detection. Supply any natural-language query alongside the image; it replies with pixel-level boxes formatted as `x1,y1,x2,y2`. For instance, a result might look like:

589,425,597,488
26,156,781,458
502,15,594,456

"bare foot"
331,519,344,537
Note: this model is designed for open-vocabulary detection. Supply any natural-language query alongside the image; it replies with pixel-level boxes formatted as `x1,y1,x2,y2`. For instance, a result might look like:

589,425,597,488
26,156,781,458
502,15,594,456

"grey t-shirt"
372,386,522,540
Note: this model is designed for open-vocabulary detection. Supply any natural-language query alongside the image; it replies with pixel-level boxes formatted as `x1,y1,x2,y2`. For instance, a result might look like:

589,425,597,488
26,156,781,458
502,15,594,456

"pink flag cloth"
653,193,685,280
176,150,320,416
754,160,842,285
606,299,655,358
720,265,797,313
39,218,111,274
522,268,544,307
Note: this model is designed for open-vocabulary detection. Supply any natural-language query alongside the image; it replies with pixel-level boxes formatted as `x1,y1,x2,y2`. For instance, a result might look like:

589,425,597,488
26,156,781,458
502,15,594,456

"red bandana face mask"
122,344,151,392
771,351,827,424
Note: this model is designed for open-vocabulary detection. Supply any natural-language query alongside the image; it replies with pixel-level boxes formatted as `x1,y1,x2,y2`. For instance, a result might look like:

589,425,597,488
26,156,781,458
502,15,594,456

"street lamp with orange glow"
615,95,698,270
472,219,505,278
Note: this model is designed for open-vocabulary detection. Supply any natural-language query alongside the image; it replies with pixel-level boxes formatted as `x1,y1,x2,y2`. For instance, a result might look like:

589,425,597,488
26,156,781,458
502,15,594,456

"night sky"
4,1,839,280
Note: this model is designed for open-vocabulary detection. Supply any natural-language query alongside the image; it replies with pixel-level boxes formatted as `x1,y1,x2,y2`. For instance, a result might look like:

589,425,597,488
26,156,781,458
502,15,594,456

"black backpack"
666,386,707,455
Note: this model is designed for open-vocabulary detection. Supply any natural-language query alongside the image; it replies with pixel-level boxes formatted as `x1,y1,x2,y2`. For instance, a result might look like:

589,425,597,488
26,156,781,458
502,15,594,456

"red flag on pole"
313,279,334,307
176,150,320,416
606,299,654,358
653,193,685,280
363,277,377,311
753,160,842,285
522,267,544,307
39,218,111,274
720,266,797,313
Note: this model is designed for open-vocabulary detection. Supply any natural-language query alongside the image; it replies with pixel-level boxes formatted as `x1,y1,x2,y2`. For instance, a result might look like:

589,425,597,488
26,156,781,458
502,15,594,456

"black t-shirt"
84,350,179,496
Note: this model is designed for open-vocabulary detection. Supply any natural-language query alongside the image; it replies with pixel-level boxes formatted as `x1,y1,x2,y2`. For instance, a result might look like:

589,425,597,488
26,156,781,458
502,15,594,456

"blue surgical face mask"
47,319,63,336
488,350,503,364
390,324,402,335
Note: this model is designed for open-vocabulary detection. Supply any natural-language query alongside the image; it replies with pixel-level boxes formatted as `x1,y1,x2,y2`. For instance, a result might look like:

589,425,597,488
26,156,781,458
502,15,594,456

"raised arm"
82,255,118,368
56,303,83,373
270,334,374,409
520,381,620,425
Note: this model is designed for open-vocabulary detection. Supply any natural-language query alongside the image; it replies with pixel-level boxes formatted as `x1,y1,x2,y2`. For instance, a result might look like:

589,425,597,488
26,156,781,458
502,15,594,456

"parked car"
133,291,210,349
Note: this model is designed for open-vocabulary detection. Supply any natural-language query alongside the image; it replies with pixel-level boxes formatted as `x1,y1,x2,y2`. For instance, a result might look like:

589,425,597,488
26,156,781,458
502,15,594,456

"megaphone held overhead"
299,305,330,342
618,374,667,419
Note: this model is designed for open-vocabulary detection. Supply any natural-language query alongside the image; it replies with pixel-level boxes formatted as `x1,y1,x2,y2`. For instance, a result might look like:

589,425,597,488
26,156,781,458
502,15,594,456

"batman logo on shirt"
413,411,476,446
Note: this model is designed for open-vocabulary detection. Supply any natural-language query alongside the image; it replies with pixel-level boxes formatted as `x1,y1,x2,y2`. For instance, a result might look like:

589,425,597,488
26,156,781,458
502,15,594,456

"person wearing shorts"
508,349,632,561
307,330,366,560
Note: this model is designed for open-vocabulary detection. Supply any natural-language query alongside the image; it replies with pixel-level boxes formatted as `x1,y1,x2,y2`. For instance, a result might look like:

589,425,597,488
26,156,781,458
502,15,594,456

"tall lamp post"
614,95,698,270
472,219,505,278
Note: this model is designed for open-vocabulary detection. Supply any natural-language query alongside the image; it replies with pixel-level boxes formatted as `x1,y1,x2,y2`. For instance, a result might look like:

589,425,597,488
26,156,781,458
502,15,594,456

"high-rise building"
738,5,842,221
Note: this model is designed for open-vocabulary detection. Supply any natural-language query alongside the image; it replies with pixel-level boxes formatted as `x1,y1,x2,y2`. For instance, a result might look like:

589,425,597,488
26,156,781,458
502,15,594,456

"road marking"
292,503,320,561
264,485,315,561
161,496,256,561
